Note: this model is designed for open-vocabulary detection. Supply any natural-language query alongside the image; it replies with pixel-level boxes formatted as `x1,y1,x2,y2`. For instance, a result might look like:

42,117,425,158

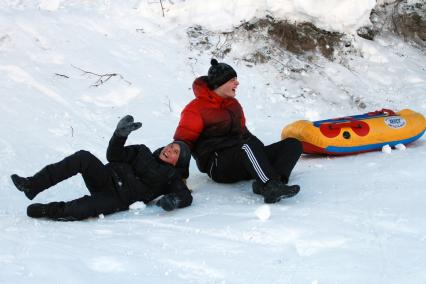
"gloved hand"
115,115,142,137
156,193,181,211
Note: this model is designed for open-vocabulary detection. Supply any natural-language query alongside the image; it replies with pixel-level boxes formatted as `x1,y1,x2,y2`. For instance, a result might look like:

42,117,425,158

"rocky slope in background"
188,0,424,65
187,16,353,63
360,0,425,47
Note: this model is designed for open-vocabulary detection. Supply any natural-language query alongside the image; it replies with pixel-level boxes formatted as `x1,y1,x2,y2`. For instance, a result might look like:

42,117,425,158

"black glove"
156,194,181,211
115,115,142,137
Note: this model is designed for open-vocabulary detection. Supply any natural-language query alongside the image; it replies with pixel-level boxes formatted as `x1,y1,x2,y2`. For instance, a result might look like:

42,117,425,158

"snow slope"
1,1,426,283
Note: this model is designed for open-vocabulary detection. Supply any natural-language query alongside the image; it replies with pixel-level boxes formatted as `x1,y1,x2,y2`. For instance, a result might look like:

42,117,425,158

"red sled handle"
320,119,370,138
367,108,397,116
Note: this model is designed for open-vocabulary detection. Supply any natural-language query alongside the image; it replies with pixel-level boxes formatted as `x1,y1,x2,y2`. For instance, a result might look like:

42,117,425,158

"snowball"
382,144,392,154
255,205,271,221
395,143,406,151
129,202,146,210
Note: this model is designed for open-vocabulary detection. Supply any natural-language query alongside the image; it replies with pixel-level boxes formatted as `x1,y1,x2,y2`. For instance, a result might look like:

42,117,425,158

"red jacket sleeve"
241,106,246,130
173,106,204,150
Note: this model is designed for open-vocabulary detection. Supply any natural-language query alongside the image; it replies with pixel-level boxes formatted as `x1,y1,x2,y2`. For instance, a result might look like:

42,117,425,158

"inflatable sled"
281,109,426,155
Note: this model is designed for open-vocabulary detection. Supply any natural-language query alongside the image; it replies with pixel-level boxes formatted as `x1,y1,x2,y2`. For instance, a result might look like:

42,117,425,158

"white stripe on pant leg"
242,145,269,183
242,144,269,183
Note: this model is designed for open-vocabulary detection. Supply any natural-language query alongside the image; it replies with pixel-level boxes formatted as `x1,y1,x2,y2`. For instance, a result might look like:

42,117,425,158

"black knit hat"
174,141,191,169
207,59,237,90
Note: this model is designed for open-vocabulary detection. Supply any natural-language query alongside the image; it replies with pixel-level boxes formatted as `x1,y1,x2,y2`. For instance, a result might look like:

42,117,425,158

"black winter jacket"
106,134,192,207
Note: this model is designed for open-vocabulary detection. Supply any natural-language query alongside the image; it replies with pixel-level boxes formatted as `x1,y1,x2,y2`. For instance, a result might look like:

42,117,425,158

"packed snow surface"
1,1,426,283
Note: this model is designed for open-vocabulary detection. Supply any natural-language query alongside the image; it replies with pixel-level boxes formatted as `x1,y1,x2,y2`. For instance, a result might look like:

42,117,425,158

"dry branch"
71,65,131,87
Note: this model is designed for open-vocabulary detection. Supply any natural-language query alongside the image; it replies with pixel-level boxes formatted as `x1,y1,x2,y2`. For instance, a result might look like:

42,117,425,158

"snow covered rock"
129,202,146,211
382,144,392,153
395,143,406,151
364,0,426,47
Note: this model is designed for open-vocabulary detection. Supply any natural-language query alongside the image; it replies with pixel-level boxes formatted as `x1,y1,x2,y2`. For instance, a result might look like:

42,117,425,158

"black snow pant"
207,137,302,184
27,150,128,220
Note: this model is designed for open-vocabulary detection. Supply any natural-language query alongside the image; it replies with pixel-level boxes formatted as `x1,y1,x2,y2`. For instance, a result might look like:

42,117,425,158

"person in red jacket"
174,59,303,203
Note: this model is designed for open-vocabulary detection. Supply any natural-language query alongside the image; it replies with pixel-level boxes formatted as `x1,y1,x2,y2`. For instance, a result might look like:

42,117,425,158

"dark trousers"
208,137,302,184
28,150,127,220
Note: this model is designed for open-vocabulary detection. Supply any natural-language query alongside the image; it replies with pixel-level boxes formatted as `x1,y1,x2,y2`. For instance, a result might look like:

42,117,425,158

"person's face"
159,143,181,166
214,77,239,98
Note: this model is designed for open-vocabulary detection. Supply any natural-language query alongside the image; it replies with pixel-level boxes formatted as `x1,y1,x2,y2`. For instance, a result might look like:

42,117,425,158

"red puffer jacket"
174,76,253,172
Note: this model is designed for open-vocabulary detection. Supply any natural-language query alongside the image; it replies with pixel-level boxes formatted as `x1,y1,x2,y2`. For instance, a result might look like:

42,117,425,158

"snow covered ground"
1,1,426,283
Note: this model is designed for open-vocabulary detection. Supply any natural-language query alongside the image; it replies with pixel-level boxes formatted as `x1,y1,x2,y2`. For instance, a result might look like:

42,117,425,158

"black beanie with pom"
207,59,237,90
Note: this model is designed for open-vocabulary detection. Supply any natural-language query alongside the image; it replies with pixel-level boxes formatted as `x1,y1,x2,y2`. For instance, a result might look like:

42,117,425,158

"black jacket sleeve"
106,133,148,163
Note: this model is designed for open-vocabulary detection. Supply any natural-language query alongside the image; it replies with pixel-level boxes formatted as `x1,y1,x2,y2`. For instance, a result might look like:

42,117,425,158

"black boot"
252,180,263,195
252,176,291,195
27,203,49,218
27,202,66,220
253,180,300,203
264,180,300,203
11,174,39,200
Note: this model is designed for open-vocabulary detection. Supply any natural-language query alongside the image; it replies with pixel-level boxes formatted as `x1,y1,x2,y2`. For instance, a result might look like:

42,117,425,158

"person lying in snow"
174,59,302,203
11,115,192,221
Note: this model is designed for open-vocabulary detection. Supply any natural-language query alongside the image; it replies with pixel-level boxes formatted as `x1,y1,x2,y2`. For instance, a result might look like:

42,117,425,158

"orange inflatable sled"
281,109,426,155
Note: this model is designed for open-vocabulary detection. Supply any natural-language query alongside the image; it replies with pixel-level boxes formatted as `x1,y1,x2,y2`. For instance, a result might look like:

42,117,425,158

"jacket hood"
153,147,189,179
192,76,228,104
